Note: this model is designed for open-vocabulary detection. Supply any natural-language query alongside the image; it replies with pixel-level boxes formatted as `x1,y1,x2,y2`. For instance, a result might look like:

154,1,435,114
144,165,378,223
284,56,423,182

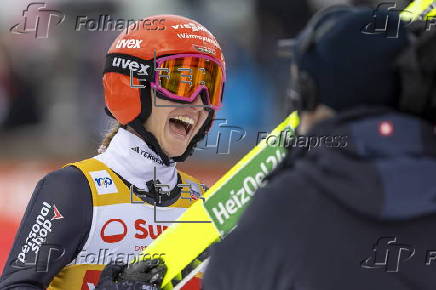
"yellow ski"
137,112,300,289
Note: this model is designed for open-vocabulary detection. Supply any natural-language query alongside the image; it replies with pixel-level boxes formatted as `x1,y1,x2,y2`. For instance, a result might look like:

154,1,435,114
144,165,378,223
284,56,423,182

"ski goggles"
151,54,225,110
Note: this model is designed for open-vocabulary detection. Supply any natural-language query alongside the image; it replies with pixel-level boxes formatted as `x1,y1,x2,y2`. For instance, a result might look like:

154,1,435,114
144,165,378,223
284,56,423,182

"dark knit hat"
293,6,411,111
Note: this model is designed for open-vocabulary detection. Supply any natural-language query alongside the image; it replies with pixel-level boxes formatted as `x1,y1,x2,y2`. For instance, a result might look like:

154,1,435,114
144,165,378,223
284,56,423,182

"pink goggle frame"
150,54,226,110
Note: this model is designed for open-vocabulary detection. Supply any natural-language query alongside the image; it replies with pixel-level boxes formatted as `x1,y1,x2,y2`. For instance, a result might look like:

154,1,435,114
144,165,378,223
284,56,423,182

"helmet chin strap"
127,87,214,166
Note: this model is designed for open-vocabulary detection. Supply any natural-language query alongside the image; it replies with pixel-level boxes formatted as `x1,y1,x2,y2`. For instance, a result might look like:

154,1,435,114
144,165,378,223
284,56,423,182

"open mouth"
168,116,195,137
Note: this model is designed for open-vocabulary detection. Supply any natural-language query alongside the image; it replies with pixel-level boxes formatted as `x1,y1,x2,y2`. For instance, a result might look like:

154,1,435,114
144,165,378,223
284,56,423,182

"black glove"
96,259,167,290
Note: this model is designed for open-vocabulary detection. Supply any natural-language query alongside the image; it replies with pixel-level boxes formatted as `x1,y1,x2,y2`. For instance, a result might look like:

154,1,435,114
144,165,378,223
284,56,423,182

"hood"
288,107,436,221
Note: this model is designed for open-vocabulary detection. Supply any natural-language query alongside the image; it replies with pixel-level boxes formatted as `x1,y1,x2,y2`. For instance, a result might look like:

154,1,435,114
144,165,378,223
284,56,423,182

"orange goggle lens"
151,54,225,109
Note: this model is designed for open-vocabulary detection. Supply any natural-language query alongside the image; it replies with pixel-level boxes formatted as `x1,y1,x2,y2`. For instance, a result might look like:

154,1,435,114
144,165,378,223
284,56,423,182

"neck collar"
95,128,179,192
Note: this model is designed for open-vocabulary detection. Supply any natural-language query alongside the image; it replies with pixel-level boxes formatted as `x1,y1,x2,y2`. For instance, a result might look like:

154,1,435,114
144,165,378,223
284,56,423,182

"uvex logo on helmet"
115,39,143,49
111,57,150,75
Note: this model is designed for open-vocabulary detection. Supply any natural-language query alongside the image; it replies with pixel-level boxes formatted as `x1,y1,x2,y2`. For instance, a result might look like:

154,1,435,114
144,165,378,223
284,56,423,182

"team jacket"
0,156,205,289
203,107,436,290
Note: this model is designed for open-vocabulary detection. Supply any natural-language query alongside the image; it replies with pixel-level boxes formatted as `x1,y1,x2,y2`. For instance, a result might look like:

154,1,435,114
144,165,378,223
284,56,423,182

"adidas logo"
131,147,164,165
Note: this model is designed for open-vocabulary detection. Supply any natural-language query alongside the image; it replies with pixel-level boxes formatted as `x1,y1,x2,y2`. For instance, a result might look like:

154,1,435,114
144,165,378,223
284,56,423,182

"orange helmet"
102,14,226,163
103,14,225,124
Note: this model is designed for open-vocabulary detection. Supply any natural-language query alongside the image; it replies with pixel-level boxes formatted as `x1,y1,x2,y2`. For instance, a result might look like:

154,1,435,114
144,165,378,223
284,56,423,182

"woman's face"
144,95,209,157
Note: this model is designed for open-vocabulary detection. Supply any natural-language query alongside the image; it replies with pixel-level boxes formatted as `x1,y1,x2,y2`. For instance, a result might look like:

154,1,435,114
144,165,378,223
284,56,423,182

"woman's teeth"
169,116,195,135
173,116,195,126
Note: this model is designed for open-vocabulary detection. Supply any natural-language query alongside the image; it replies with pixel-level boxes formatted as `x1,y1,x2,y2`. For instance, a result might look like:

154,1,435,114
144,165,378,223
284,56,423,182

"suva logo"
112,57,150,75
115,39,143,48
100,218,169,243
100,219,128,243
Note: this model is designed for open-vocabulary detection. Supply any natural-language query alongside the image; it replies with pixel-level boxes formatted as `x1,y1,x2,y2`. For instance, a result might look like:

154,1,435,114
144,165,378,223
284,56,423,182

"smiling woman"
144,93,209,157
99,93,209,159
0,14,225,290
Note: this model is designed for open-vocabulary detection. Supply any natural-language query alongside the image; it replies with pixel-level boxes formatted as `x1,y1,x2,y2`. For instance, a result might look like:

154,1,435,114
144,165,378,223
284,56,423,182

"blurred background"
0,0,410,271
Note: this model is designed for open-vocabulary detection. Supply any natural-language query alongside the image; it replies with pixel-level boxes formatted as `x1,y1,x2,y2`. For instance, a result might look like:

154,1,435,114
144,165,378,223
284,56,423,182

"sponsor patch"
171,22,209,32
100,218,169,244
100,219,128,243
193,44,215,55
176,33,220,48
90,170,118,194
16,202,63,264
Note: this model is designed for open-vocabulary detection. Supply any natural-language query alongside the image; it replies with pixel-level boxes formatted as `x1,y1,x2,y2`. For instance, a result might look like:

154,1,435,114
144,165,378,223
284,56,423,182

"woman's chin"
165,146,187,159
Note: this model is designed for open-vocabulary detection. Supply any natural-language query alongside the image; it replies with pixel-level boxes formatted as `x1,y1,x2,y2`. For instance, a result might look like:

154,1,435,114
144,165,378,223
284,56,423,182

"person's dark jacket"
203,107,436,290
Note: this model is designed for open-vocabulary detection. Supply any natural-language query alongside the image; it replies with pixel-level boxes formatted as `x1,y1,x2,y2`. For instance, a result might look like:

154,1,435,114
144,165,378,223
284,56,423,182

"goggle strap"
104,53,155,82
